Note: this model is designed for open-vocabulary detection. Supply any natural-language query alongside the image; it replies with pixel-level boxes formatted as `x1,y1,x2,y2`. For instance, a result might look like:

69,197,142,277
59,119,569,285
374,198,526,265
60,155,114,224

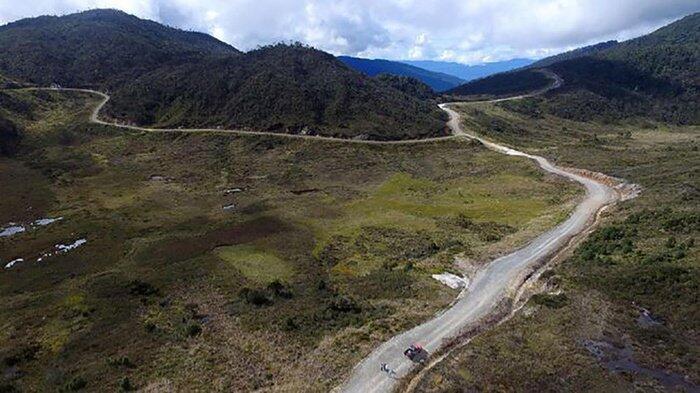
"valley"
0,6,697,393
0,89,580,391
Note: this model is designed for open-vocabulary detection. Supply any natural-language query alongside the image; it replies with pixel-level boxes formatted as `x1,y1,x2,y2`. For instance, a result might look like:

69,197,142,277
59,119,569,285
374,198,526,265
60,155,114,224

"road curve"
20,87,459,146
21,73,618,393
339,91,618,393
20,68,562,146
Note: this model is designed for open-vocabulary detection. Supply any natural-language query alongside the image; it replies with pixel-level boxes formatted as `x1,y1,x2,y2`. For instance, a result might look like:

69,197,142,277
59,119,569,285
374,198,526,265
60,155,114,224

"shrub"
106,356,134,368
239,287,273,306
63,376,87,391
0,383,18,393
128,280,159,297
283,317,298,331
0,115,22,156
531,293,569,309
118,377,134,392
328,295,362,313
267,280,293,299
144,322,156,333
185,323,202,337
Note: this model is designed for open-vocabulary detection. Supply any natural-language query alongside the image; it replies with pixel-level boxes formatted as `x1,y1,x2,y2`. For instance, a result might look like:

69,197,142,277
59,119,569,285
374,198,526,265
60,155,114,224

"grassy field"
0,90,580,392
414,101,699,392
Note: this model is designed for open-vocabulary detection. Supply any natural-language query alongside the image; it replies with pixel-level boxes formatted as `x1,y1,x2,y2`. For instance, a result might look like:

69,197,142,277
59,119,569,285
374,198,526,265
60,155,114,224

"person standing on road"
380,363,397,379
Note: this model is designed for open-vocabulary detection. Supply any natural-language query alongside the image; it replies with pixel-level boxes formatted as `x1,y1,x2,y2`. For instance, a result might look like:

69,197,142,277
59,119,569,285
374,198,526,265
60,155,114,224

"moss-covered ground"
415,101,699,392
0,90,580,392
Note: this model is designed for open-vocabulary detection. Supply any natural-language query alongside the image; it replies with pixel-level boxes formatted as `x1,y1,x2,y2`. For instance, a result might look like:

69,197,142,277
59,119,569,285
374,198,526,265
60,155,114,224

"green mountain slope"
529,41,618,68
374,74,436,100
449,13,700,124
0,9,238,87
0,10,446,140
444,69,551,98
107,44,447,139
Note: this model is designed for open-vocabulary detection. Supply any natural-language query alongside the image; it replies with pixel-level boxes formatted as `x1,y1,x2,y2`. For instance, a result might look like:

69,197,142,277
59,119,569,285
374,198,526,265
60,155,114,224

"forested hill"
447,12,700,124
107,44,447,140
444,69,551,98
599,13,699,86
0,9,238,87
542,12,699,124
528,40,618,68
0,10,447,140
374,74,436,100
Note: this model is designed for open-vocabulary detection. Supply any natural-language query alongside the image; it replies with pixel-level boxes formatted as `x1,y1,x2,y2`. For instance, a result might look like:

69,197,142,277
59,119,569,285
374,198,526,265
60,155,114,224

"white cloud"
0,0,697,64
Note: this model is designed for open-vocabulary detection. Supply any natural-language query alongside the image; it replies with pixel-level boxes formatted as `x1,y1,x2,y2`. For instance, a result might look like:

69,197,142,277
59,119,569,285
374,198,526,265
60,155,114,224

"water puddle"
0,224,25,237
583,339,697,391
33,217,63,227
4,258,23,269
37,238,87,261
0,217,63,238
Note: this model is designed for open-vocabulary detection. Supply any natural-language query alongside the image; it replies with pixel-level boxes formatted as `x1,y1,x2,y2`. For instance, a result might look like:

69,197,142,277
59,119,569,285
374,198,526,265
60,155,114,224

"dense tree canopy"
449,12,700,124
0,10,446,140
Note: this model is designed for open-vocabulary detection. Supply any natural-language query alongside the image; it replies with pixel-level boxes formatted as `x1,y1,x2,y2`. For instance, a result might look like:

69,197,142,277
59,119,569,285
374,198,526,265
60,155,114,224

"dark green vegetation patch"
418,76,699,391
0,10,446,140
450,12,700,125
0,89,578,391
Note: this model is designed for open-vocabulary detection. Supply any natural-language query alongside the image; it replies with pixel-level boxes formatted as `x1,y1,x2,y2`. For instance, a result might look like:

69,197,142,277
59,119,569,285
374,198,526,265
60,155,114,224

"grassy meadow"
415,100,699,392
0,89,580,392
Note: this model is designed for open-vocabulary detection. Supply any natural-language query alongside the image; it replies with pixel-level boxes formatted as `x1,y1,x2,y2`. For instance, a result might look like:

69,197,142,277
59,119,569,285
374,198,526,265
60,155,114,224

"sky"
0,0,698,64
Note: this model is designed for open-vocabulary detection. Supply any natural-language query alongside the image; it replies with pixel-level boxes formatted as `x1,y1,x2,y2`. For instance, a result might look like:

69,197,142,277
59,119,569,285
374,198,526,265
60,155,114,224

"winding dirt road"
24,72,623,393
339,78,622,393
26,87,460,145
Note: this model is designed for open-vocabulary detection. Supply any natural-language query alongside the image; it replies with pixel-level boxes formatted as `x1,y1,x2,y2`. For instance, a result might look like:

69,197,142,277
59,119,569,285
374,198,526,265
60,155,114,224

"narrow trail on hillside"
338,70,632,393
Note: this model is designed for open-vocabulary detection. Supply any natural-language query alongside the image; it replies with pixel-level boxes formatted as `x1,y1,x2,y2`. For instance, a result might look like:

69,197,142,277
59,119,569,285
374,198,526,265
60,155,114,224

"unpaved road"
339,81,620,393
25,67,562,146
23,72,619,393
24,87,458,146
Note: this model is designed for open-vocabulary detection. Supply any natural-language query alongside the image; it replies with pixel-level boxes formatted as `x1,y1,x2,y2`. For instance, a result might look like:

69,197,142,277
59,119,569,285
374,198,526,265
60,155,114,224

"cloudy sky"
0,0,697,63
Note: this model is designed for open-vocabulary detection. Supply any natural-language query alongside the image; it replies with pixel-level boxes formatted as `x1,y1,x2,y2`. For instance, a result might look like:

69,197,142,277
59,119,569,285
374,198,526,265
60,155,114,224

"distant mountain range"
338,56,464,92
338,56,535,92
0,9,447,140
401,59,534,81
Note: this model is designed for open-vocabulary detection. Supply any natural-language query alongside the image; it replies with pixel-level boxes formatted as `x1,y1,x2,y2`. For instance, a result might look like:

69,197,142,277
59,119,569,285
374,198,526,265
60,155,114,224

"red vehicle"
404,344,429,363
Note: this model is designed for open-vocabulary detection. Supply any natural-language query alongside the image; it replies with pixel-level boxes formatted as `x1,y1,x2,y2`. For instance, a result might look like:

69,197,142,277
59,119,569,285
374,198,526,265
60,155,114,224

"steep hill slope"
448,13,700,124
529,41,618,68
0,9,238,87
444,69,551,98
0,10,446,140
337,56,463,92
374,74,435,100
107,44,447,139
